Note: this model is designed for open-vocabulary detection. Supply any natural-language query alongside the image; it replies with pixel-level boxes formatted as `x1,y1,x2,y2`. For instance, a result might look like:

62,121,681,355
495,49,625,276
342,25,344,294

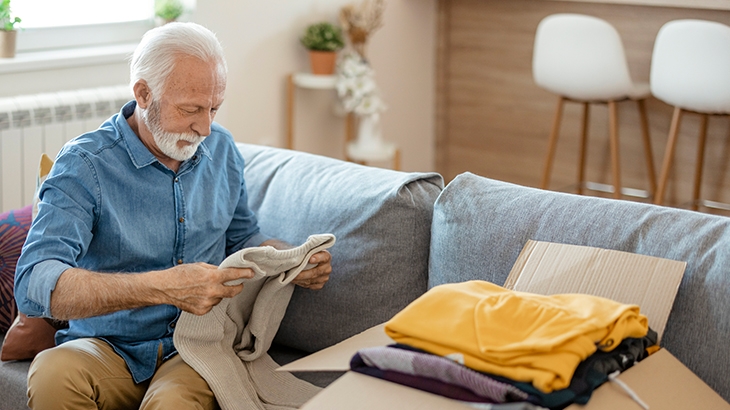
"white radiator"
0,85,132,213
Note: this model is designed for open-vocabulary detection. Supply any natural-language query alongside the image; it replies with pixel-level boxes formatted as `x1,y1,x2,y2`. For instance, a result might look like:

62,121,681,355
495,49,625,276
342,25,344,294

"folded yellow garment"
384,281,648,393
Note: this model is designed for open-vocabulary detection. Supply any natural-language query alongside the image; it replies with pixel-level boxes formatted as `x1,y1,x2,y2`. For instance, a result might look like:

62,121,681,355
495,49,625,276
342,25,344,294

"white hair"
129,22,228,98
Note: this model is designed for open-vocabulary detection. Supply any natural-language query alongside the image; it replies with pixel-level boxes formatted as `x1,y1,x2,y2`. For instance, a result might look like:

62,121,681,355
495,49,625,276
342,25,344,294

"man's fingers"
309,250,332,264
296,267,329,282
294,265,331,288
218,267,255,284
295,251,333,288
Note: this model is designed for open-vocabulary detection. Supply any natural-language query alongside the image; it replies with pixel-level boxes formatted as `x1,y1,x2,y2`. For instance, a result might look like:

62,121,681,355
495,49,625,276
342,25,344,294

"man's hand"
259,238,333,290
156,263,255,315
291,250,332,290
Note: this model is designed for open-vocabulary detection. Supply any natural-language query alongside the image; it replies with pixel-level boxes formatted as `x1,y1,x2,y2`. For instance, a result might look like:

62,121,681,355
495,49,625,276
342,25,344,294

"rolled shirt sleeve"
15,146,98,318
20,260,73,317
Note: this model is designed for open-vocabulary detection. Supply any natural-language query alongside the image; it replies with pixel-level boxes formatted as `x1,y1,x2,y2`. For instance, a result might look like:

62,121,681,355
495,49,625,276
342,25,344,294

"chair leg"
608,101,621,199
577,103,590,195
654,106,684,205
541,97,565,190
636,99,656,196
692,114,709,211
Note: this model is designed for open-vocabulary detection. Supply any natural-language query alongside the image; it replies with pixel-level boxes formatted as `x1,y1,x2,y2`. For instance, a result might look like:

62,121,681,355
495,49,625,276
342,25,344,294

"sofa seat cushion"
238,143,443,353
0,334,33,409
429,173,730,403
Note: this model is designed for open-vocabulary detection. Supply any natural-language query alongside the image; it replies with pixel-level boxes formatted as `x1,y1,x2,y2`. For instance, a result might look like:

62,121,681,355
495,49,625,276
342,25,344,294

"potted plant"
0,0,20,58
300,22,344,75
155,0,184,25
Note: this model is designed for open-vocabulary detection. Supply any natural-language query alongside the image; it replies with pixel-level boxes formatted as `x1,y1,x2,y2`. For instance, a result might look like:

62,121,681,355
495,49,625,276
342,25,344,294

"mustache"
176,133,206,143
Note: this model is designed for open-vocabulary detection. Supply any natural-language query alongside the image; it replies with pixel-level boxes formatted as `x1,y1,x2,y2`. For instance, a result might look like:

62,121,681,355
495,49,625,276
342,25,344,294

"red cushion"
0,205,32,333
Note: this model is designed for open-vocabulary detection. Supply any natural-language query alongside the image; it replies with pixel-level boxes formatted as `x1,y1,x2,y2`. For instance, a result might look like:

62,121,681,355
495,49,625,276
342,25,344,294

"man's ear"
133,80,153,109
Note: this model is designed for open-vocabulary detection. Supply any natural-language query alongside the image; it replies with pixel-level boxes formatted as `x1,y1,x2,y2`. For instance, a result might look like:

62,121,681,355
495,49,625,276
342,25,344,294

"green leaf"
0,0,20,31
300,21,344,51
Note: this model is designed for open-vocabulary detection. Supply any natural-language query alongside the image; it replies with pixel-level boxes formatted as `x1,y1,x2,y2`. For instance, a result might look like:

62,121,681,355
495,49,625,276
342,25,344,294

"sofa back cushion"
239,143,443,352
429,173,730,402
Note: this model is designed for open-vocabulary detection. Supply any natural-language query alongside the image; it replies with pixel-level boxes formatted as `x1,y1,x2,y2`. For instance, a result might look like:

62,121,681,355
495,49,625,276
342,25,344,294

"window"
13,0,154,28
11,0,156,52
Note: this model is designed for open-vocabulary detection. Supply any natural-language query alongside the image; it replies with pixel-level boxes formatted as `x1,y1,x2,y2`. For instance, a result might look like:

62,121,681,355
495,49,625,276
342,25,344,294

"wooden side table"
286,72,400,170
286,73,353,152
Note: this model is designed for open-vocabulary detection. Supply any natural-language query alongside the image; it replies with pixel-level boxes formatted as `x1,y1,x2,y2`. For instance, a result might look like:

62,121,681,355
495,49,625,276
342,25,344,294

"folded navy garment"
506,329,658,409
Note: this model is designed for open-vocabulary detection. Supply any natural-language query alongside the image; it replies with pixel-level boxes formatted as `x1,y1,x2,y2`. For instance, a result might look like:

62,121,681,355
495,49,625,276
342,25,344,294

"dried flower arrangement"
336,0,387,115
338,0,385,59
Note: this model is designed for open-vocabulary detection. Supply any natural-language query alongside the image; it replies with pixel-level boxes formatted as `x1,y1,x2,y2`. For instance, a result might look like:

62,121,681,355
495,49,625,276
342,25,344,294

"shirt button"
174,177,179,183
170,322,176,328
177,259,183,264
179,217,185,223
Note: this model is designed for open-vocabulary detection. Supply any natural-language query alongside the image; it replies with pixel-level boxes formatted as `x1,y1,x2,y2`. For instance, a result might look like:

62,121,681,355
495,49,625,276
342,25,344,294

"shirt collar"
115,100,212,170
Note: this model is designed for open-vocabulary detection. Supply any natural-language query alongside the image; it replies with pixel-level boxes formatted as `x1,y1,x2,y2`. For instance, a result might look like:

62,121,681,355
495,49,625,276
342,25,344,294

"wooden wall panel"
436,0,730,213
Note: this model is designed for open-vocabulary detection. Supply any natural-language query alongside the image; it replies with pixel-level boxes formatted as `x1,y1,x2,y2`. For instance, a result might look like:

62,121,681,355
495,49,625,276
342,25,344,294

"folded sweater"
174,234,336,410
384,280,648,393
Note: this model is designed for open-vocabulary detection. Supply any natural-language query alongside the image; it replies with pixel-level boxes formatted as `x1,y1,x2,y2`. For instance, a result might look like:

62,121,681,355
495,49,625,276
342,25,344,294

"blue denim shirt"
14,101,269,383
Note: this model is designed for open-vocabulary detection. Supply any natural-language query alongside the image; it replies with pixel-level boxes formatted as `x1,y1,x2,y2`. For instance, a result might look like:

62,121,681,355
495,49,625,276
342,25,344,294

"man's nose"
192,111,214,136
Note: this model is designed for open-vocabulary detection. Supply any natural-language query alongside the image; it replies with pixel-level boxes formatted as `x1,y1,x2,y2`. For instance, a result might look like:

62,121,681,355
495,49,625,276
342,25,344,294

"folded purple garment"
351,345,529,403
352,360,500,403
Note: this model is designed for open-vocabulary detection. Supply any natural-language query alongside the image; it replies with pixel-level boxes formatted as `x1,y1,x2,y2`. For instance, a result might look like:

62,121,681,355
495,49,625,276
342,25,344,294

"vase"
356,113,383,150
0,30,17,59
347,113,396,163
308,50,337,75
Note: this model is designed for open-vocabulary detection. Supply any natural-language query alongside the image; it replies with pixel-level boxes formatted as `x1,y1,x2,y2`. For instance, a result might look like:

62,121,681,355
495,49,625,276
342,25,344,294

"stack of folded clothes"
350,281,658,410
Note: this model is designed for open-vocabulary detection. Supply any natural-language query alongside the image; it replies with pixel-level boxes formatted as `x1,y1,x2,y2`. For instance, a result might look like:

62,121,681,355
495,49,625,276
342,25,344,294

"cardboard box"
565,348,730,410
281,240,730,409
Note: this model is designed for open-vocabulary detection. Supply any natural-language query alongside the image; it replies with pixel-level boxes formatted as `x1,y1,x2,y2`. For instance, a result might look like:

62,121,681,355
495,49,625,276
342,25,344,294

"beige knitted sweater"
174,234,336,410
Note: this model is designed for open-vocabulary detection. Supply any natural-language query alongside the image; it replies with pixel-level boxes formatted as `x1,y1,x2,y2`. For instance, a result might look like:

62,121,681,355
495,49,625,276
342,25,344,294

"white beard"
141,100,206,162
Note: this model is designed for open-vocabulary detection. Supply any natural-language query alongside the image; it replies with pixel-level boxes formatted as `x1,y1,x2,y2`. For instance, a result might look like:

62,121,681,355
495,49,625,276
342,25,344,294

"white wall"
193,0,437,172
0,0,437,172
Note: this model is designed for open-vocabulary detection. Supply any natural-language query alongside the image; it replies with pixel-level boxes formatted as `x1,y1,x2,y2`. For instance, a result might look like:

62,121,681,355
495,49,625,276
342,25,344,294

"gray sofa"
1,143,728,409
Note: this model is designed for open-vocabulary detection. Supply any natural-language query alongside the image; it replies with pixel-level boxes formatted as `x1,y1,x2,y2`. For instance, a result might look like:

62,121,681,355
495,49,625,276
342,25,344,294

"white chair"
651,19,730,210
534,14,656,199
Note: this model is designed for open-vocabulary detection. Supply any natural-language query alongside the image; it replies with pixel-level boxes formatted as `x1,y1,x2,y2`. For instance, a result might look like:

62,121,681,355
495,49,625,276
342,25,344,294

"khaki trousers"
27,338,219,410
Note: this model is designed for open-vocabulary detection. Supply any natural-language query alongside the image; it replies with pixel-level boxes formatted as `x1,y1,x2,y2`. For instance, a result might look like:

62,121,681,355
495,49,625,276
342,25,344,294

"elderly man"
14,22,332,410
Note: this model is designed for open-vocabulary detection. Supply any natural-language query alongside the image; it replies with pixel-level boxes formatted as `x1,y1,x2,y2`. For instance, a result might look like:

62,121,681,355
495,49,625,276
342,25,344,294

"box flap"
300,371,474,409
566,349,730,409
278,323,393,372
503,240,686,340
